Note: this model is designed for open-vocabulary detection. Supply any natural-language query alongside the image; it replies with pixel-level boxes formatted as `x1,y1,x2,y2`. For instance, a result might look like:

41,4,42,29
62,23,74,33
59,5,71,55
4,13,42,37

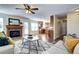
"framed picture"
8,18,20,25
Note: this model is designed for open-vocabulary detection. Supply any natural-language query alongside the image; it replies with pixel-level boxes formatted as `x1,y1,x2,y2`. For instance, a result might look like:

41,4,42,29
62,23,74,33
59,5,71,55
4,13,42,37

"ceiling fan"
16,4,39,14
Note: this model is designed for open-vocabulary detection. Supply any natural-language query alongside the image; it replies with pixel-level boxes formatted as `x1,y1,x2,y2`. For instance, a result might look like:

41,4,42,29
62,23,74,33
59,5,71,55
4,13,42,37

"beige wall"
67,12,79,37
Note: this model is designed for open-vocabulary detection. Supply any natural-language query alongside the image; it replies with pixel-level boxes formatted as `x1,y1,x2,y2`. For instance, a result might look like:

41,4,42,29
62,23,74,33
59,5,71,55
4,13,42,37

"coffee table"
21,35,45,54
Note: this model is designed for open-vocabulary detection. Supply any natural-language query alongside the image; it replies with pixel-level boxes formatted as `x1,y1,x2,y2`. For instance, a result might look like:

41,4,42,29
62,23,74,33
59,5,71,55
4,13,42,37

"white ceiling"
0,4,79,20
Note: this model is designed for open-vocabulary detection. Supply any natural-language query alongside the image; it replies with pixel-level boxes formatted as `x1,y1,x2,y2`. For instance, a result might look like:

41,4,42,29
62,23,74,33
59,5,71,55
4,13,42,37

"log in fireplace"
6,25,23,38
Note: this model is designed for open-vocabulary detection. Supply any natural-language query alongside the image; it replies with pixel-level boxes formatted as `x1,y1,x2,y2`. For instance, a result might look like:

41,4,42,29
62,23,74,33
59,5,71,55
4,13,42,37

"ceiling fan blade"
26,4,30,9
31,8,38,10
24,4,27,8
30,10,35,14
16,8,25,10
23,4,29,10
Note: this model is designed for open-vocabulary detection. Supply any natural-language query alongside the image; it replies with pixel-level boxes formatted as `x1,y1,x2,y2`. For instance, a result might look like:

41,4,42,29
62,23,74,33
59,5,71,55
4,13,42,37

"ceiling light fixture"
26,10,31,13
72,7,79,12
75,9,79,12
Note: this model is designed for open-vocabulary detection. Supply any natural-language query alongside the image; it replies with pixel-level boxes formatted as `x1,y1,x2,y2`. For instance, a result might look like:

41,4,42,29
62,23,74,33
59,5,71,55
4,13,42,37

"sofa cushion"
0,45,14,54
42,45,69,54
42,40,70,54
54,40,69,52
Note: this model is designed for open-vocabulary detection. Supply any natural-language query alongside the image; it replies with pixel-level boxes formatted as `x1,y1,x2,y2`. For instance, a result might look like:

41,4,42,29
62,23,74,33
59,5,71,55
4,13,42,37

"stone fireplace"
6,25,23,38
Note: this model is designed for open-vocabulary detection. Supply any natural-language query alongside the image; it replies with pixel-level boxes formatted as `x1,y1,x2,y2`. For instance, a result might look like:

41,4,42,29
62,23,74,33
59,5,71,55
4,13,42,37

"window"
0,18,3,32
24,22,28,34
31,22,38,31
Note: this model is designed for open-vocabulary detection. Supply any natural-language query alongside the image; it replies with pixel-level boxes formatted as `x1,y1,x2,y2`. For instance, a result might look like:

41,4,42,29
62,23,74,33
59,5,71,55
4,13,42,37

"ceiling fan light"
28,11,31,13
26,10,31,13
26,10,28,13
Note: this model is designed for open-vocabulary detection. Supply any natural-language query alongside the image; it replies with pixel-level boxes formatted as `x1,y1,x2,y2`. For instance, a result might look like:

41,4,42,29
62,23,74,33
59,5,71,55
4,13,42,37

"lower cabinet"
46,29,53,43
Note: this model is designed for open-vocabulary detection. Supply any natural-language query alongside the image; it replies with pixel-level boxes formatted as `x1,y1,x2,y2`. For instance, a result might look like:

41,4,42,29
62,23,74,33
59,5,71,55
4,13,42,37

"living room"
0,4,54,54
0,4,79,54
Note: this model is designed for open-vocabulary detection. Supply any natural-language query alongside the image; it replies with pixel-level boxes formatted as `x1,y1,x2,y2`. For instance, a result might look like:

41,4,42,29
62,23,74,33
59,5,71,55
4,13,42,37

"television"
8,18,20,25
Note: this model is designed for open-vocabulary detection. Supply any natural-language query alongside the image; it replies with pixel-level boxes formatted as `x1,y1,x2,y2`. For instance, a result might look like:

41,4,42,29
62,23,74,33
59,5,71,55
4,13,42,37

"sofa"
0,36,14,54
0,45,14,54
0,31,15,54
42,35,79,54
42,40,70,54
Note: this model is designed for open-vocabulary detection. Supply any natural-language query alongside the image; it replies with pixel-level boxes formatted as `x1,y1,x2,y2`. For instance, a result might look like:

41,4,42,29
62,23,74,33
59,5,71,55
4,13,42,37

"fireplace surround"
6,25,23,38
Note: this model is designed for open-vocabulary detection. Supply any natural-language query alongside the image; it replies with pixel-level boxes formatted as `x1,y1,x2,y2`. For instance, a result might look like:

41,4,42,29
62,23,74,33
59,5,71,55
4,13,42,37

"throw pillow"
64,36,79,53
7,37,15,45
0,37,9,46
0,32,6,38
65,35,73,40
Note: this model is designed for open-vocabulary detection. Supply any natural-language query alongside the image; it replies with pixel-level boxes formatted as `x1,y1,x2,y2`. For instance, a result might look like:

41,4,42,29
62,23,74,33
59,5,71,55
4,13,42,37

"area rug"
14,39,53,54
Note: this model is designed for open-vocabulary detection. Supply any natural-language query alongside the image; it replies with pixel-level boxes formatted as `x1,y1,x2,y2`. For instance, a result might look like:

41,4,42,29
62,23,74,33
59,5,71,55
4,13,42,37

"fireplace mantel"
6,25,23,37
6,25,23,29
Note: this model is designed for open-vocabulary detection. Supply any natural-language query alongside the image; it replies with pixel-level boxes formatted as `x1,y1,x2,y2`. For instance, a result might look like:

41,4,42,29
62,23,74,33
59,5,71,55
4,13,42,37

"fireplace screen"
10,30,20,37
